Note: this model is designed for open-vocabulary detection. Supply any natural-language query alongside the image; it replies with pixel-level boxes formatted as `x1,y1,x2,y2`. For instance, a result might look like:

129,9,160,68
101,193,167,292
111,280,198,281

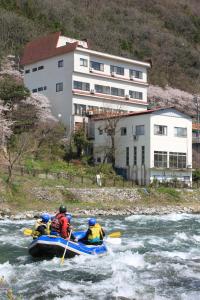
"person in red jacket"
50,205,70,239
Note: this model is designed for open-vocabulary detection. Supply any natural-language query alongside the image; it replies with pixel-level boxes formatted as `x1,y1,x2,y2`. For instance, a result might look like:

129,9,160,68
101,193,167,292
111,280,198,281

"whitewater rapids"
0,214,200,299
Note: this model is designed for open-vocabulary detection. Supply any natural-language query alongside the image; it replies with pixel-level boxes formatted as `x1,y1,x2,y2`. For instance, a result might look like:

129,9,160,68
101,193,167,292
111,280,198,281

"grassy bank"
0,170,200,214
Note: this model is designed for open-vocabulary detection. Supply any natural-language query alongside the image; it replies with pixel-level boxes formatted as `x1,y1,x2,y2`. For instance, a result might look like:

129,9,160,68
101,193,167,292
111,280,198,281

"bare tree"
2,132,36,183
96,110,125,166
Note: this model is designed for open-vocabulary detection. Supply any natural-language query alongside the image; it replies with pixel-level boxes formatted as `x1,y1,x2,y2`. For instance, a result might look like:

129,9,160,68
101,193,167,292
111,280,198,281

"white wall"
93,109,192,185
74,49,148,83
23,45,150,128
24,52,74,127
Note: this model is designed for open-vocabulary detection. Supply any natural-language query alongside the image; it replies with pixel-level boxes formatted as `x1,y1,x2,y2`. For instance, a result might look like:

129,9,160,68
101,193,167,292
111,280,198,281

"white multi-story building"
21,32,151,129
92,107,192,185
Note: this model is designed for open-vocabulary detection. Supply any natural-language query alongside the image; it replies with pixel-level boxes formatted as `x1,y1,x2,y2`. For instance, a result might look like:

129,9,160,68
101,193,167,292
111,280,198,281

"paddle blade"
108,231,121,238
60,256,65,265
23,228,33,236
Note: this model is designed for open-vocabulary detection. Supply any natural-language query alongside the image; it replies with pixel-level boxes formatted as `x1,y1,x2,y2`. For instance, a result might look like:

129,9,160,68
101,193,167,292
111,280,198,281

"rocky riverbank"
0,187,200,220
0,205,197,221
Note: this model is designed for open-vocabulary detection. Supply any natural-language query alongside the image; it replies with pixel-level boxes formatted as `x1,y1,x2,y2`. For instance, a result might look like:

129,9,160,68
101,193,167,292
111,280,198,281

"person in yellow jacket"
80,218,105,245
33,213,51,237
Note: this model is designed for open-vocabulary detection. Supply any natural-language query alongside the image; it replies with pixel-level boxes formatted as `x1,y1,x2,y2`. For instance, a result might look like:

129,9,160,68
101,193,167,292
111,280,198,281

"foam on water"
1,214,200,299
125,213,192,223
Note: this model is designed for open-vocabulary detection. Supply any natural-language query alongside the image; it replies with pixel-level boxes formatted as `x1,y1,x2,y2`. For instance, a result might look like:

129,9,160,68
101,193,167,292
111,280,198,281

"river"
0,214,200,300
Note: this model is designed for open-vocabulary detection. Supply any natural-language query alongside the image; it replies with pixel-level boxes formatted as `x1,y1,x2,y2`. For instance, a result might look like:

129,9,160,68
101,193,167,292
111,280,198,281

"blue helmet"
66,214,72,222
41,213,50,223
88,218,96,226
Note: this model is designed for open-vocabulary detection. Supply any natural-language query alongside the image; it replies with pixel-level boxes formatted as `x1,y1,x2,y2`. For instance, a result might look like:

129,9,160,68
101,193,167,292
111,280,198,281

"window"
38,66,44,70
73,81,90,91
129,90,143,100
32,67,37,72
110,65,124,75
90,61,104,71
169,152,186,168
74,104,86,116
95,84,110,94
58,60,64,68
38,87,43,91
25,69,30,74
111,87,125,97
154,125,167,136
141,146,145,165
121,127,127,136
174,127,187,137
154,151,167,168
136,125,144,135
80,58,88,67
56,82,63,92
98,128,103,135
129,69,143,79
134,146,137,166
126,147,129,166
32,88,37,93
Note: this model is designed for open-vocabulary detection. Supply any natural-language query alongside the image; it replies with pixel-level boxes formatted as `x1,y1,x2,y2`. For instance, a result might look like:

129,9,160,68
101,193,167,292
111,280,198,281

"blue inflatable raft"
28,231,107,258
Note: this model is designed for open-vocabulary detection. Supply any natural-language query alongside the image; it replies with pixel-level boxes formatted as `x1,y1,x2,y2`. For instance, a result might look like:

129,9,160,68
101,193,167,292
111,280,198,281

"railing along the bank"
0,163,197,188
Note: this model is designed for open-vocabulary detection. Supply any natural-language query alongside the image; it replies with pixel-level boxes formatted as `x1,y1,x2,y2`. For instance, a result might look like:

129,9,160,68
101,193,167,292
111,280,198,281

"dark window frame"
129,69,143,79
80,58,88,67
134,146,137,166
154,125,167,136
174,127,187,138
110,65,124,75
111,87,125,97
56,82,63,92
126,147,129,166
129,90,143,100
58,59,64,68
95,84,110,94
73,81,90,91
90,61,104,71
154,151,167,168
141,146,145,165
121,127,127,136
169,152,186,169
135,125,145,135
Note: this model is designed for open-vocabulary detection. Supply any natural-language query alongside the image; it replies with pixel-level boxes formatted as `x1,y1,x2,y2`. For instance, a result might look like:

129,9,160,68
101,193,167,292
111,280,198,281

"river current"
0,214,200,300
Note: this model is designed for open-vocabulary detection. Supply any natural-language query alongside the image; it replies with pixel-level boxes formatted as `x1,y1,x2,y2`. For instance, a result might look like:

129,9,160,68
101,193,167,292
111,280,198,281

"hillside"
0,0,200,94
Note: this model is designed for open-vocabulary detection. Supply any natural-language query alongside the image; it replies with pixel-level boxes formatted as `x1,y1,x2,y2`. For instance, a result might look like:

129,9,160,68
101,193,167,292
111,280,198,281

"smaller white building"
92,107,192,185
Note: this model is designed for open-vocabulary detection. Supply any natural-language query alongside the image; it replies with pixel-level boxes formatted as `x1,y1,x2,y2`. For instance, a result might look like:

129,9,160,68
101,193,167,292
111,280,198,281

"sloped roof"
93,106,191,121
20,32,77,65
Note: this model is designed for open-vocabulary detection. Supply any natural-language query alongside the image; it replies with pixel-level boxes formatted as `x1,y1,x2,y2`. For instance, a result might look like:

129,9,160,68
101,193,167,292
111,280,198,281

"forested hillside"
0,0,200,93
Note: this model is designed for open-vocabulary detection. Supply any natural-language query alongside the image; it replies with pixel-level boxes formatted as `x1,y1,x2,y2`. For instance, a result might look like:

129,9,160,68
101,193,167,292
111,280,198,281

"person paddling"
50,206,77,241
80,218,105,245
34,213,51,237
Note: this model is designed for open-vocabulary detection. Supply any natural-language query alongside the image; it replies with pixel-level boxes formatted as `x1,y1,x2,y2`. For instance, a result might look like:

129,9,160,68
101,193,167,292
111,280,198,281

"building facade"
21,32,151,130
92,108,192,185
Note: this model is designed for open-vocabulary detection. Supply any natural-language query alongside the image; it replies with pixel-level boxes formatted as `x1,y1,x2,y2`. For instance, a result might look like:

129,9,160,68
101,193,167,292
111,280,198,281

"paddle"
60,230,72,265
108,231,121,238
23,228,38,236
